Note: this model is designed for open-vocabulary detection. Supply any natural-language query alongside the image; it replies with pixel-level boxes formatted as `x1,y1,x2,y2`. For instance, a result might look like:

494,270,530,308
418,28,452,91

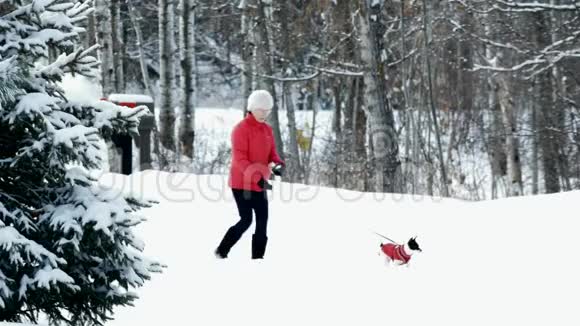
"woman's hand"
257,177,272,190
272,163,285,177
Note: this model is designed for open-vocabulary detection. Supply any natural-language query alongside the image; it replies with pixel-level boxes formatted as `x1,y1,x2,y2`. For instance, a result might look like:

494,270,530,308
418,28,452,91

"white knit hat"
246,90,274,112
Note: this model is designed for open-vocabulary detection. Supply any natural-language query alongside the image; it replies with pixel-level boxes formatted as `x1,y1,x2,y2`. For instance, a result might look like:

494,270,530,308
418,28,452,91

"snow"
0,270,11,308
11,93,58,121
51,124,95,148
97,170,580,326
0,227,66,268
30,0,53,12
30,29,75,47
0,225,77,309
90,99,151,129
108,94,154,104
22,266,77,291
59,74,102,104
492,1,580,11
49,4,79,25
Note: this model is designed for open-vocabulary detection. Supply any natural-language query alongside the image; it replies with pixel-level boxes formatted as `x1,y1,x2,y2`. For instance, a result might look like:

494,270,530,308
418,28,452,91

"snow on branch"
0,225,77,308
37,44,100,81
445,9,580,78
446,18,528,55
492,0,580,12
473,29,580,78
200,32,363,79
451,0,580,13
0,56,28,106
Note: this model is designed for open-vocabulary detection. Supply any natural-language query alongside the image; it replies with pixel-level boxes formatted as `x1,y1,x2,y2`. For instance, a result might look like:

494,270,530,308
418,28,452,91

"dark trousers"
216,189,269,258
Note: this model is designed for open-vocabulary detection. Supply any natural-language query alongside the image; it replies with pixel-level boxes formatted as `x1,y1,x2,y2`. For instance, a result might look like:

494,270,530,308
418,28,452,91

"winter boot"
251,234,268,259
216,228,241,258
214,248,227,259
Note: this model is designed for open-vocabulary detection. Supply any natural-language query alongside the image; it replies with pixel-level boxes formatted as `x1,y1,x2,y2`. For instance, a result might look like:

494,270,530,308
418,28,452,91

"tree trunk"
550,0,572,191
496,76,523,196
538,71,560,193
332,78,342,136
179,0,195,159
279,0,301,183
159,0,176,159
422,0,449,197
535,12,560,193
111,0,125,93
239,0,253,115
356,0,400,193
305,79,319,184
95,0,115,96
344,77,355,144
481,9,506,198
127,0,153,98
353,77,367,190
169,0,178,96
256,0,284,160
549,0,570,191
282,82,301,182
531,85,539,194
489,96,507,198
86,10,96,49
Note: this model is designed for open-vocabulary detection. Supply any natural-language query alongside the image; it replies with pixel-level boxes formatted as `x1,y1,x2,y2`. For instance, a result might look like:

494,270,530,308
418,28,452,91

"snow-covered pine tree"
0,0,163,324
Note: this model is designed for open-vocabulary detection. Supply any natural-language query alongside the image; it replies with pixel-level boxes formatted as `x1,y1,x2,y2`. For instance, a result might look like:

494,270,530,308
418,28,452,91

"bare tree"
127,0,154,98
535,11,561,193
179,0,196,158
355,0,400,193
159,0,177,164
95,0,115,96
496,76,523,195
111,0,125,92
483,7,523,196
255,0,284,160
279,0,302,182
239,0,253,116
421,0,449,197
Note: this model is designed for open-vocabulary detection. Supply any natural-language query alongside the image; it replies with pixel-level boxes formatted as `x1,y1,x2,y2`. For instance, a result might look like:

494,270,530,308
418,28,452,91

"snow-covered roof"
108,94,154,104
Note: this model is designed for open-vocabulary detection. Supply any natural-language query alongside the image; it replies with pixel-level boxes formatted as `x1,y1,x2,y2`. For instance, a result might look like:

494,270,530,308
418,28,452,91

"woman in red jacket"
215,90,285,259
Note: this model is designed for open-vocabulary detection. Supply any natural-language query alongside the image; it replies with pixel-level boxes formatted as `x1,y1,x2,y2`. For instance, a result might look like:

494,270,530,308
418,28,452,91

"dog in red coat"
380,237,422,266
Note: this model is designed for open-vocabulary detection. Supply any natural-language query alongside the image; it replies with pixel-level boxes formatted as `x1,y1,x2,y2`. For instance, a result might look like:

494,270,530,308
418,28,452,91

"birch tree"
256,0,284,160
159,0,177,161
355,0,401,193
179,0,196,158
111,0,125,92
127,0,154,98
95,0,115,96
239,0,253,115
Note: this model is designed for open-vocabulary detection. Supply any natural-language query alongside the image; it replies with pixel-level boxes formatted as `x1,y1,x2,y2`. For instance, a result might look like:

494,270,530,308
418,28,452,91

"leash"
372,231,398,244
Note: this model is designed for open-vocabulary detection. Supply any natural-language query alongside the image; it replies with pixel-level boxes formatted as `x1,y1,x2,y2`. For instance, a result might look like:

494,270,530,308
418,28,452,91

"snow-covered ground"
93,170,579,326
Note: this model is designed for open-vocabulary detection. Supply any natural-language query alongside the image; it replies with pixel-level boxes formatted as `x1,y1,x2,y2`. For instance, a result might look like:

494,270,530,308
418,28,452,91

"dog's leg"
384,256,391,267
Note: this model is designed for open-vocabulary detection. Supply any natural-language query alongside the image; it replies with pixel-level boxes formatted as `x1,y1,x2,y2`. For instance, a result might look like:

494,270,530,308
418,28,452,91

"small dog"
380,237,422,266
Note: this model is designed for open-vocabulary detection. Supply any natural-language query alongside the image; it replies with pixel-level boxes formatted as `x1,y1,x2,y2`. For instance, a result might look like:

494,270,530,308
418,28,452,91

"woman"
215,90,285,259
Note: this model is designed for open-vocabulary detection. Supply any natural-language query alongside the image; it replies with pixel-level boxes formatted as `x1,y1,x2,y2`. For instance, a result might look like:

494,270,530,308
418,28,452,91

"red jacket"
381,243,411,264
228,113,284,192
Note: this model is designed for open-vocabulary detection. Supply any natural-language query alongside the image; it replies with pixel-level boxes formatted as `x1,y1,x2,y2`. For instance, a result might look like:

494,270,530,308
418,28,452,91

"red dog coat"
381,243,411,264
